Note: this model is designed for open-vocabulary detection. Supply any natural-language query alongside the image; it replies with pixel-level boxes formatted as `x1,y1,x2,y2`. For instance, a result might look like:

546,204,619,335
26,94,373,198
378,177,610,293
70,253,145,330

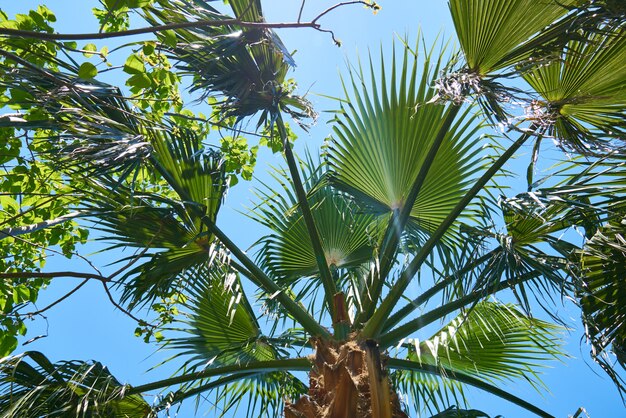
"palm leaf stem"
125,358,311,396
157,373,257,410
379,272,541,349
358,105,462,325
150,158,330,338
362,128,537,338
388,358,554,418
276,113,339,328
382,248,499,333
202,216,331,338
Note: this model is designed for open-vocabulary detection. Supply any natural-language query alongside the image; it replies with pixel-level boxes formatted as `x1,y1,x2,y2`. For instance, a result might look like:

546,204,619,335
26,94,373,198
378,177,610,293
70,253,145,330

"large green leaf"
251,162,378,283
523,30,626,154
166,263,271,368
578,216,626,393
404,302,563,388
142,0,312,122
0,351,152,417
160,263,308,417
326,40,483,245
449,0,576,75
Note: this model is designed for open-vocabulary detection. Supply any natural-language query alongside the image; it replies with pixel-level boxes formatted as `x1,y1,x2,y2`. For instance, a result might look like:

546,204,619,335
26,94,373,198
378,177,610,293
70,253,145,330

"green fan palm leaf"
523,30,626,154
159,262,308,417
386,302,563,417
578,216,626,392
142,0,311,122
166,263,270,368
0,351,152,417
449,0,576,75
251,162,378,283
326,41,484,245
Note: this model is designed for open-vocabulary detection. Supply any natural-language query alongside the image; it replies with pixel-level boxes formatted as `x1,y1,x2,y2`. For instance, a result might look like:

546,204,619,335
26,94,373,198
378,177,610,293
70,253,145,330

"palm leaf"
326,40,483,247
391,366,466,417
159,262,307,417
0,351,152,417
0,66,151,174
165,263,271,368
577,216,626,393
449,0,576,75
142,0,312,122
429,406,492,418
405,302,563,389
523,29,626,154
251,161,378,284
71,106,228,306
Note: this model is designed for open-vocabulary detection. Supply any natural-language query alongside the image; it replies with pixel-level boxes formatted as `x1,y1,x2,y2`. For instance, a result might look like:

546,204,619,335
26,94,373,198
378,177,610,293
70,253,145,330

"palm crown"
0,0,625,417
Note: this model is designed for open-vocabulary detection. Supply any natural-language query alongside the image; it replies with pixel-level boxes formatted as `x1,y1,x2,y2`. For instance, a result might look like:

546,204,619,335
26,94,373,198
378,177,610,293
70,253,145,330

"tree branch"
126,358,311,395
0,211,82,239
25,279,89,317
0,271,108,282
0,20,319,41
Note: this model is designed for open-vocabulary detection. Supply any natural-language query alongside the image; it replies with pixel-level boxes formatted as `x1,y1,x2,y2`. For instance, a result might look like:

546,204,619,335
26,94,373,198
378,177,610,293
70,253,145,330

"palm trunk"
285,338,408,418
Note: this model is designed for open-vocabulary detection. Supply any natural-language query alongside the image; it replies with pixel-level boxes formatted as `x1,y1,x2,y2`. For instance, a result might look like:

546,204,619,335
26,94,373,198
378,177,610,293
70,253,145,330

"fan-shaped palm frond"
82,181,222,306
391,366,466,417
388,302,562,417
428,406,492,418
78,123,227,306
0,65,151,174
577,215,626,393
166,263,269,367
142,0,312,123
523,29,626,154
326,40,483,247
251,161,379,284
157,262,308,417
413,302,562,385
448,0,576,75
0,351,152,417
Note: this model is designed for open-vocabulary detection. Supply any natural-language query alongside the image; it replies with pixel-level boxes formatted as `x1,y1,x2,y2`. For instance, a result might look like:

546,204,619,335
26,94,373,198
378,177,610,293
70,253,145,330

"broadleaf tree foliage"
0,0,625,417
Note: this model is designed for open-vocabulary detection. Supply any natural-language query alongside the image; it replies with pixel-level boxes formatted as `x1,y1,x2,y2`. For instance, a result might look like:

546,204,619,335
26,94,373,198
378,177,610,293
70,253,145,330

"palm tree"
0,0,624,417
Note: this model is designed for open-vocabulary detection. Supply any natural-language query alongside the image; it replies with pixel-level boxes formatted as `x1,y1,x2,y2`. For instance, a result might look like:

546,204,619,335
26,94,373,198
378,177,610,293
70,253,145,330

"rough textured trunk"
285,337,408,418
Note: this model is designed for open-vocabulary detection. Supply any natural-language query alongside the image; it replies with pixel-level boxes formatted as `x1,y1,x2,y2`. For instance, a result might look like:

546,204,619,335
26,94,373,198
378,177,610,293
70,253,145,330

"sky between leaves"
0,0,624,417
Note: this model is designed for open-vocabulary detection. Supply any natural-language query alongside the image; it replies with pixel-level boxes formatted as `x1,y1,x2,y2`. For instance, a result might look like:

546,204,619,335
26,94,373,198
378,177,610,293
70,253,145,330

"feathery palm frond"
0,351,152,418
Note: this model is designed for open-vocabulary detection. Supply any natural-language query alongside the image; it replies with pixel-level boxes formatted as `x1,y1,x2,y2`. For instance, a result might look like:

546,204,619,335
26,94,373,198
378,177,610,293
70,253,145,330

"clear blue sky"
2,1,624,417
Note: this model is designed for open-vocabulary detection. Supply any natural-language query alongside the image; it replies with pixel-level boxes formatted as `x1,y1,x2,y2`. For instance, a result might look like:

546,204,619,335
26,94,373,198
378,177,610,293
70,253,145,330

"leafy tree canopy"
0,0,624,417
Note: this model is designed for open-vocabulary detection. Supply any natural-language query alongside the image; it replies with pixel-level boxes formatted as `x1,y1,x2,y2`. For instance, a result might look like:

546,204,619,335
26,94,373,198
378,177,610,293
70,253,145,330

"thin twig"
102,282,149,325
0,1,377,44
311,1,374,24
0,20,319,41
26,279,89,317
298,0,307,23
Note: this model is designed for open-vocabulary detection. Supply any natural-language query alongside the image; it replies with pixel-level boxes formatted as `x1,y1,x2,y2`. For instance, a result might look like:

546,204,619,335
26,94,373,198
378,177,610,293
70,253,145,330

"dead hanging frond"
65,135,153,167
524,100,560,129
431,70,482,105
430,68,527,125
